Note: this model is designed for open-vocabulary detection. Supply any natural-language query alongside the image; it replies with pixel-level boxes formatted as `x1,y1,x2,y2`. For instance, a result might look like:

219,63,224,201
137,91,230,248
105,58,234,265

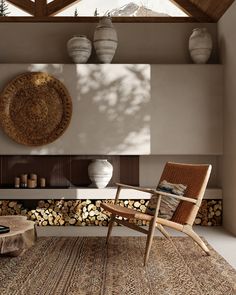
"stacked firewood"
28,200,110,226
0,200,27,216
26,200,152,226
0,199,222,226
195,200,222,226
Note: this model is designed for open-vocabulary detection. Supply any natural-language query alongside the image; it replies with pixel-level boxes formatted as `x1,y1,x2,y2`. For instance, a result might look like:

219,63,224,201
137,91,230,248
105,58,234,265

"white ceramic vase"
67,35,92,63
189,28,213,64
88,159,113,188
93,17,118,63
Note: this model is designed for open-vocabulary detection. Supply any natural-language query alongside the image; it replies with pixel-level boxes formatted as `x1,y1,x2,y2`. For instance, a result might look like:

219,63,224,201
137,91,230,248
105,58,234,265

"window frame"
0,16,213,22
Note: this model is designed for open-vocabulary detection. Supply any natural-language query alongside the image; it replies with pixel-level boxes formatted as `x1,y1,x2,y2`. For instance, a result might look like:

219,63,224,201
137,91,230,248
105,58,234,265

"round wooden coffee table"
0,215,36,256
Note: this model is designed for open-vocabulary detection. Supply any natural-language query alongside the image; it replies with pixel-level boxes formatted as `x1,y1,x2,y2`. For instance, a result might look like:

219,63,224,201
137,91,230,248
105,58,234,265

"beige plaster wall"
0,64,222,156
0,22,218,64
151,65,223,155
218,2,236,235
140,155,221,187
0,64,151,155
0,22,222,191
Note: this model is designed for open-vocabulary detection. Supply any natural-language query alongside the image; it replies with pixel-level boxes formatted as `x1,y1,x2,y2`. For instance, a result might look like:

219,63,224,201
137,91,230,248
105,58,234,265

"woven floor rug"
0,237,235,295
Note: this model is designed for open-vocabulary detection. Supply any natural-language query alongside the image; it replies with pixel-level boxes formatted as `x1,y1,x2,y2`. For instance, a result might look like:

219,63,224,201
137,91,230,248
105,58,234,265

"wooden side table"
0,215,36,256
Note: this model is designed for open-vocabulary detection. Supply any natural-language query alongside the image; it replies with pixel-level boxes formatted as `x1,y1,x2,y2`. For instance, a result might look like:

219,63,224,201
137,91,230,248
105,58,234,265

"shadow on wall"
25,63,151,155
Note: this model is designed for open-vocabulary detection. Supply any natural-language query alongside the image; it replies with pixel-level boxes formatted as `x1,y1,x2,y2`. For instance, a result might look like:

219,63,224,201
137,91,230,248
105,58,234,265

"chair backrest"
158,162,212,225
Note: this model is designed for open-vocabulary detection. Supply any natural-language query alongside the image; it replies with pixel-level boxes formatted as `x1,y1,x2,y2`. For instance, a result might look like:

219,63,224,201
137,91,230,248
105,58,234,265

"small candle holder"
20,174,28,188
40,178,46,188
27,179,37,188
30,174,37,186
14,177,20,188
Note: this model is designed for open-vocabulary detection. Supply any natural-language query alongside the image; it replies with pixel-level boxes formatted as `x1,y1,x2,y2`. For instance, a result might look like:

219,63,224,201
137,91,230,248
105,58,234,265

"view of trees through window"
3,0,187,17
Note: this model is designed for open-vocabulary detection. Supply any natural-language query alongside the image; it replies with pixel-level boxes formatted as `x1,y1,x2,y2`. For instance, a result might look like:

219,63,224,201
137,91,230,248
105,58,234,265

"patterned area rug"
0,237,235,295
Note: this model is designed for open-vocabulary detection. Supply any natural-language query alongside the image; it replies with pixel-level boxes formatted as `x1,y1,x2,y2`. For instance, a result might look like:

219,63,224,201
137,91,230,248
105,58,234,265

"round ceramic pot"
189,28,213,64
93,17,118,63
67,35,92,63
88,159,113,188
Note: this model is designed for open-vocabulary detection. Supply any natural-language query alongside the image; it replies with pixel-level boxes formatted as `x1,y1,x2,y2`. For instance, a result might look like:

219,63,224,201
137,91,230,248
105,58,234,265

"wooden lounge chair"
101,162,212,266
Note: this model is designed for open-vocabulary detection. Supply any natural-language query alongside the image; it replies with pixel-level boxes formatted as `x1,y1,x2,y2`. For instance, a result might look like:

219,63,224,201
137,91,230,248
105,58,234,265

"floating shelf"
0,187,222,200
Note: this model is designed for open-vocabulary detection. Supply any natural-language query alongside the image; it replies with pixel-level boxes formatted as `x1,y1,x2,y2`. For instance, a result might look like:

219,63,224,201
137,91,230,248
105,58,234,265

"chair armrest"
154,190,197,204
115,183,153,194
115,183,197,204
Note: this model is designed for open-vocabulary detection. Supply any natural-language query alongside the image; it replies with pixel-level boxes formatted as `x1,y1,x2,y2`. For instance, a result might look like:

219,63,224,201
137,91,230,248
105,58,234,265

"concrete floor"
37,226,236,269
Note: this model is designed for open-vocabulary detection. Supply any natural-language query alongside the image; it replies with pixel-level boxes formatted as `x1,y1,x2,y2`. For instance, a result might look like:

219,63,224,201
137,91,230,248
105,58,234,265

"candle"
40,178,46,188
30,174,37,187
14,177,20,188
20,174,28,188
27,179,36,188
30,173,37,180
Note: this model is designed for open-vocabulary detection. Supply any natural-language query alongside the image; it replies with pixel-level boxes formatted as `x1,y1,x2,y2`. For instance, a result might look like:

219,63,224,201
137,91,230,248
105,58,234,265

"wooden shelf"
0,187,222,200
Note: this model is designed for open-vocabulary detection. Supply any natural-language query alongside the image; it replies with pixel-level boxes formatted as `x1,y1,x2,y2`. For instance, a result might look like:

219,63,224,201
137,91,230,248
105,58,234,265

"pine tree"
74,8,78,17
0,0,9,17
94,8,98,16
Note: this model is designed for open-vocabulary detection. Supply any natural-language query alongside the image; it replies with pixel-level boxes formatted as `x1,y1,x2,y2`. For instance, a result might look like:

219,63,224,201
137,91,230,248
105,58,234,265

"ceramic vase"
88,159,113,189
67,35,92,63
189,28,213,64
93,17,118,63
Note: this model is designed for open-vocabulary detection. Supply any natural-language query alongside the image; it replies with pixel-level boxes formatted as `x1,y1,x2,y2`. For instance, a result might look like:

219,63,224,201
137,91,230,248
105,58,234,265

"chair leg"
156,224,170,239
144,219,156,266
106,215,115,244
183,226,210,256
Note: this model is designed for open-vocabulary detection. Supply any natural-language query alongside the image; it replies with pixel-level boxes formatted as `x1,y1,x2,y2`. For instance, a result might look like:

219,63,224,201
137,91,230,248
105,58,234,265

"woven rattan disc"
0,72,72,146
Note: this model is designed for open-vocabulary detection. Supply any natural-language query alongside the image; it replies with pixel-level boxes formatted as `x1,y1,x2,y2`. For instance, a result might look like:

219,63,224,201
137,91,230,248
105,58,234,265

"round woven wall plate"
0,72,72,146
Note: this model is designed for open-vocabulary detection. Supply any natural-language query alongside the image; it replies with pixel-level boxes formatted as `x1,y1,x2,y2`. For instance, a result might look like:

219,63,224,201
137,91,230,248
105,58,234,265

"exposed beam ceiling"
47,0,81,16
7,0,34,15
35,0,47,17
189,0,235,21
170,0,213,22
7,0,81,17
4,0,236,21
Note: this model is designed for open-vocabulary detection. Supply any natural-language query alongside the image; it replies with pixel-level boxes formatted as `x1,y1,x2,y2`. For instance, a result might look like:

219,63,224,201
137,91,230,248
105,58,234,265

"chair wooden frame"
101,162,212,266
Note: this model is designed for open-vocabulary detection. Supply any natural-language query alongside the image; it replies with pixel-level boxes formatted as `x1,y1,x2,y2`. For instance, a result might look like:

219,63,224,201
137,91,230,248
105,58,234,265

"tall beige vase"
93,17,118,64
189,28,213,64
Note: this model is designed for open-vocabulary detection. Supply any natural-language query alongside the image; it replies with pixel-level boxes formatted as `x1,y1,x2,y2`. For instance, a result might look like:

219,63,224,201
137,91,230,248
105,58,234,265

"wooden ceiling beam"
34,0,47,17
189,0,235,21
170,0,214,22
47,0,81,16
7,0,35,15
211,0,235,20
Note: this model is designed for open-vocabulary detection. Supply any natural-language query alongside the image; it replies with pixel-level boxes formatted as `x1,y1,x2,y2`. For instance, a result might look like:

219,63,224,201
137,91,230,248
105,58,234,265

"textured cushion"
146,180,187,219
158,180,187,196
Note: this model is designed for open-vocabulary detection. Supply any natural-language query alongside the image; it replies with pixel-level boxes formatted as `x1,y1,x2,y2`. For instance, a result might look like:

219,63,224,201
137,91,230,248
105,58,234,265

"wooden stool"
0,215,36,256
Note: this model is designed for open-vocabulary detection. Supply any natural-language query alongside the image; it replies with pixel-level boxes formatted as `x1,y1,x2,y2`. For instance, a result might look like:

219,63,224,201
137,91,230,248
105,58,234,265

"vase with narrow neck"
88,159,113,188
189,28,213,64
93,17,118,63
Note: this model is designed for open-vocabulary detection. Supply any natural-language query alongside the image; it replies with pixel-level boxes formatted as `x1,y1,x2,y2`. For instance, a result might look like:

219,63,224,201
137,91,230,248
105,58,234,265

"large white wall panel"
0,64,223,155
0,64,151,155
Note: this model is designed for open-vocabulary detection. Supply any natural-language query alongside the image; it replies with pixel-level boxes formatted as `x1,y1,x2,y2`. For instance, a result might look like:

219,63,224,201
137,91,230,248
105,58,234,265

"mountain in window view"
109,2,169,17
